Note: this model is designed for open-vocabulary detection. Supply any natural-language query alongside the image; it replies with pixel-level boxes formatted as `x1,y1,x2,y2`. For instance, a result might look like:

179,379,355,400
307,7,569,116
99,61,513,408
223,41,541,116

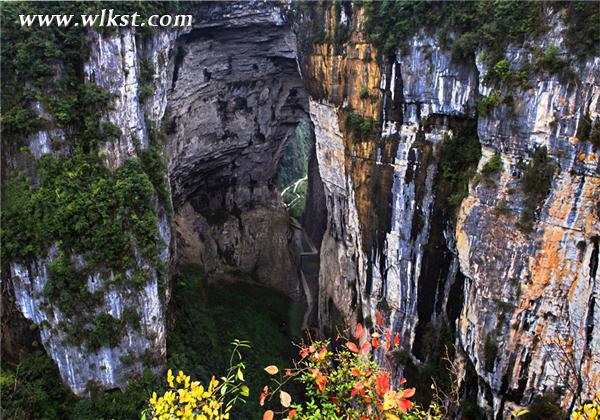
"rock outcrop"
167,2,308,294
296,2,599,416
6,27,175,395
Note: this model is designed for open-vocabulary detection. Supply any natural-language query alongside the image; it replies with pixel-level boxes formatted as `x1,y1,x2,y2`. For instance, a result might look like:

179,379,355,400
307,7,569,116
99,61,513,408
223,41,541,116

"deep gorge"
1,1,599,419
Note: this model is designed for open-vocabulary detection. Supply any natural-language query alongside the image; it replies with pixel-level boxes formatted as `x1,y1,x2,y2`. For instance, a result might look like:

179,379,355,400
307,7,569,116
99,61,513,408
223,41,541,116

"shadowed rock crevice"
166,5,310,296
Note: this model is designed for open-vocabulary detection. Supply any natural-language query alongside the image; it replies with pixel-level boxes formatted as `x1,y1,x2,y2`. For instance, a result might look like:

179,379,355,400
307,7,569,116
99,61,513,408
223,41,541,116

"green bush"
359,86,370,100
483,334,498,372
518,146,555,232
481,152,502,176
436,119,482,213
345,112,376,142
577,113,600,149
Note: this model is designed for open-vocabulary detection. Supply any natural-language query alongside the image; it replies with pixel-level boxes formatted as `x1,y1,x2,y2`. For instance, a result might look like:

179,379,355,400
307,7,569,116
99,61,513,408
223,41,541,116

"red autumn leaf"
346,341,359,353
351,367,361,376
259,385,268,406
314,347,327,362
360,340,371,355
355,322,363,339
401,387,416,399
398,399,413,413
263,410,274,420
399,377,407,385
385,330,391,350
316,374,327,392
289,409,297,419
375,373,391,395
372,335,380,349
299,347,309,358
351,381,364,397
376,311,383,327
394,332,400,347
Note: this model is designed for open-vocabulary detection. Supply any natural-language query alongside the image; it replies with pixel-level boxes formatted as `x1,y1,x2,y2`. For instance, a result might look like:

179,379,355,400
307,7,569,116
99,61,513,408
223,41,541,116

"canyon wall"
3,1,307,396
5,28,176,395
167,2,307,294
296,2,599,417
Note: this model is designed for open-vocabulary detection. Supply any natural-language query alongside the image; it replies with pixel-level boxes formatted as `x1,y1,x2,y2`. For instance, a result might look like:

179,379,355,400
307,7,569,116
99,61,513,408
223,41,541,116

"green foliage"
359,86,370,100
518,146,556,232
483,334,498,372
333,23,351,46
282,180,308,221
277,121,310,189
562,2,600,60
362,1,597,81
577,113,600,150
476,91,502,116
436,119,482,213
481,152,503,188
363,1,542,59
1,153,161,340
345,112,376,142
167,266,303,419
0,354,76,419
534,45,566,74
278,121,310,220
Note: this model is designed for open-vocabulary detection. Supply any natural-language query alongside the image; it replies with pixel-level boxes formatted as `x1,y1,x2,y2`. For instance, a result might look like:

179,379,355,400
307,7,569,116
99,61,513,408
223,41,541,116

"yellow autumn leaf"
280,390,292,408
264,365,279,375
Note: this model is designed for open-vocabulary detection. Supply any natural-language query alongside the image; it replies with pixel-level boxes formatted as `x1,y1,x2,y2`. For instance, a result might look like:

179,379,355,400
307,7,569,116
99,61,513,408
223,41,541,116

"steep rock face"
7,28,176,396
167,2,307,295
456,21,600,415
297,4,478,351
297,3,599,416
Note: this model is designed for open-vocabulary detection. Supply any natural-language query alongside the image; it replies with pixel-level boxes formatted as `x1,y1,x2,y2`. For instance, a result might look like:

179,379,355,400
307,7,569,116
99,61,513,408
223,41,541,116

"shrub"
436,119,481,214
345,112,377,142
520,393,565,420
533,45,569,75
483,334,498,372
259,316,443,419
359,86,370,100
481,152,502,176
518,146,556,232
143,340,250,420
572,392,600,420
577,113,600,149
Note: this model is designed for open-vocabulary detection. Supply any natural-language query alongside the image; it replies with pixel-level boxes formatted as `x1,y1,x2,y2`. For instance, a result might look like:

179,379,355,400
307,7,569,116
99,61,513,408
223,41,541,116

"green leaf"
240,385,250,397
236,368,244,381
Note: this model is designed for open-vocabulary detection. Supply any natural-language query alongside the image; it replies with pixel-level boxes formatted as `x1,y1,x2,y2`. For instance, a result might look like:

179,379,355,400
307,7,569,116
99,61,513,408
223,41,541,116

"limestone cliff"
295,2,599,417
167,2,307,294
2,1,307,396
4,28,175,395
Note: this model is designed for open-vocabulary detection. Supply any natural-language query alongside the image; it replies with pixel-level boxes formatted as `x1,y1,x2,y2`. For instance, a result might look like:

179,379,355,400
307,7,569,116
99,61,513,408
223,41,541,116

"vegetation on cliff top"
362,1,599,62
